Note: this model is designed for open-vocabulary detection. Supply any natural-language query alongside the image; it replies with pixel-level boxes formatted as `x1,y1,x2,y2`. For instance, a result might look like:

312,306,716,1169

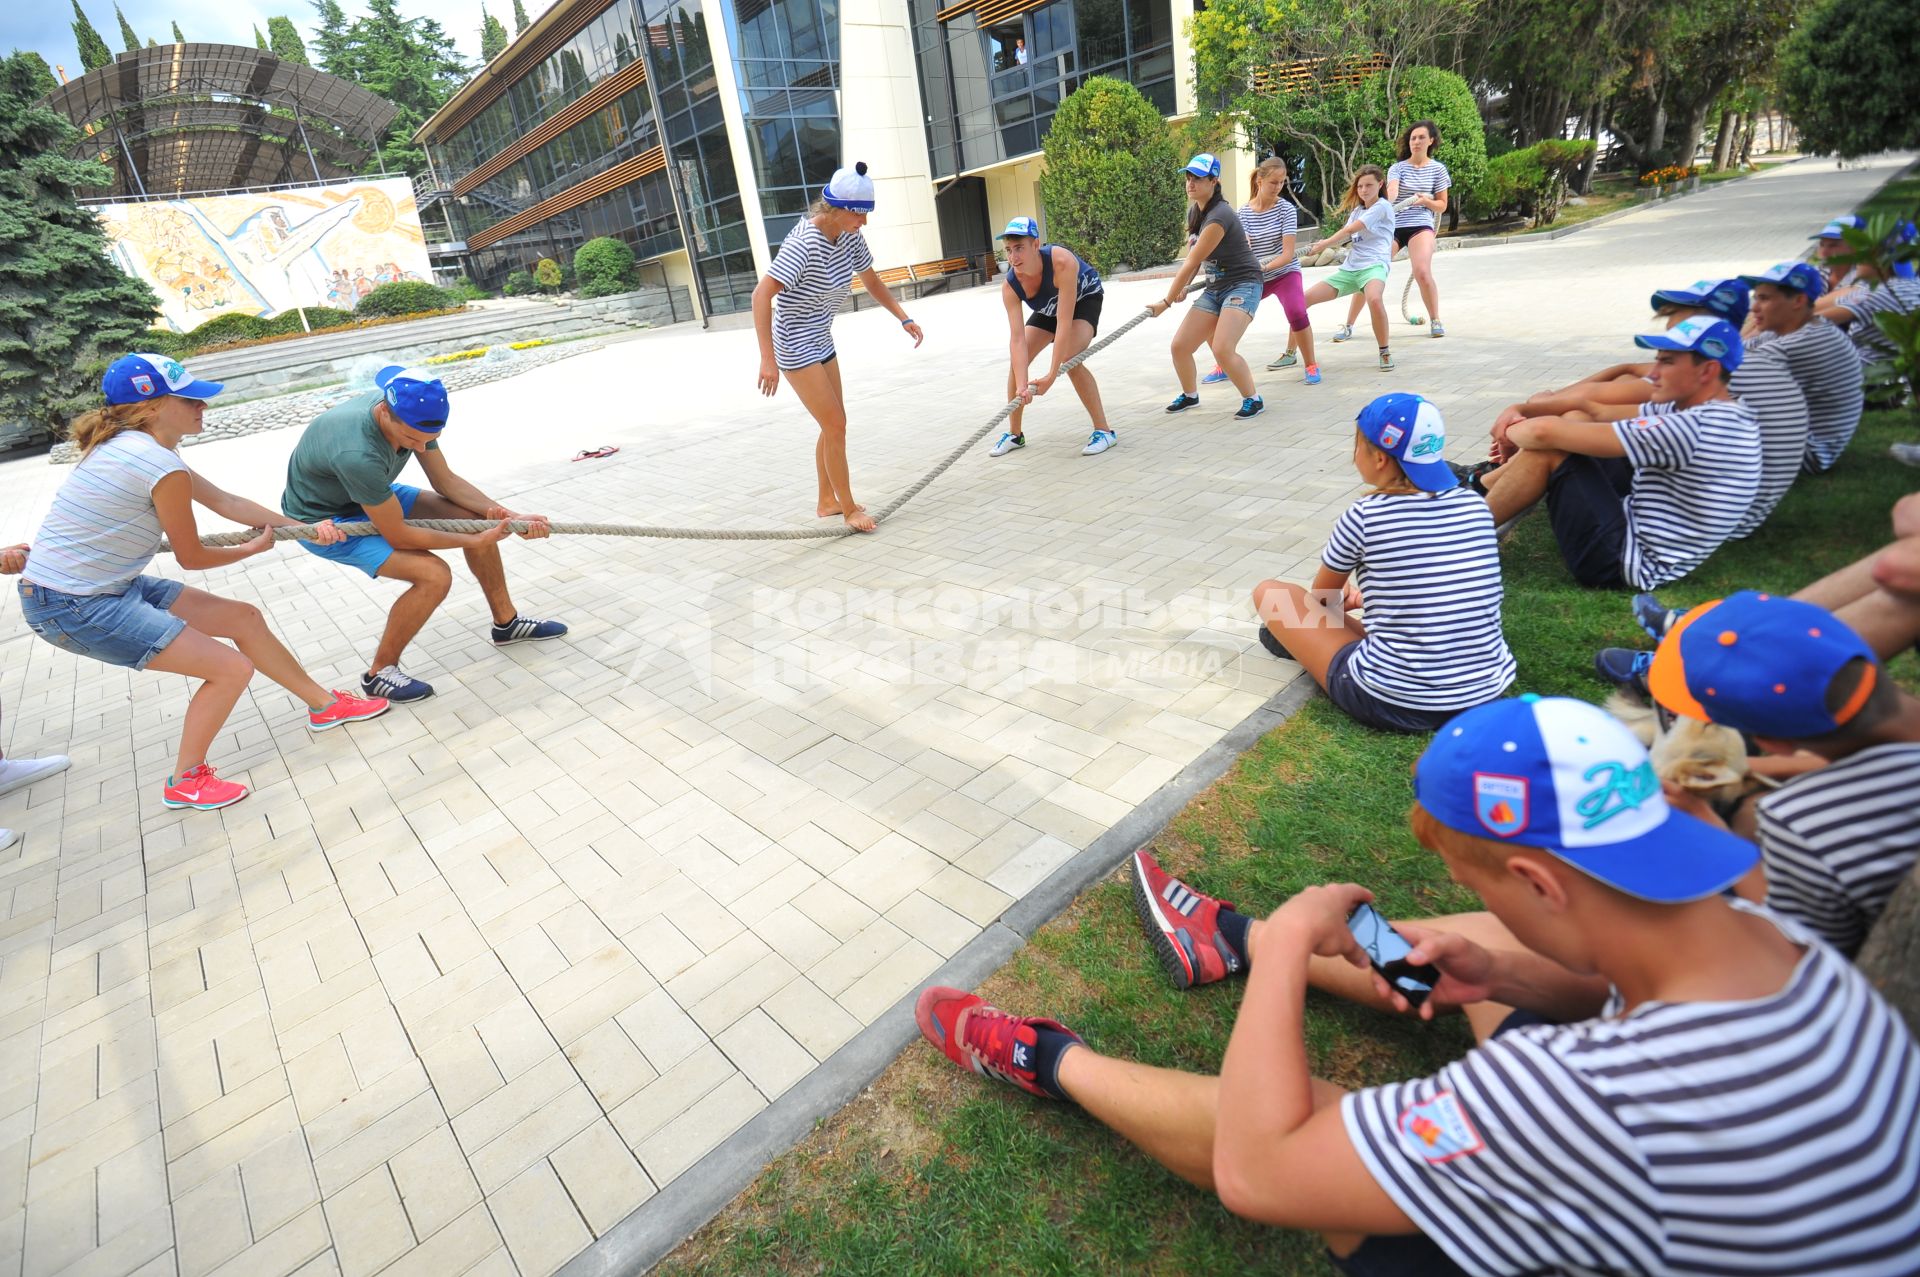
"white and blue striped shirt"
1836,276,1920,368
1747,318,1864,472
24,431,186,595
1728,347,1807,539
1240,200,1301,279
1387,158,1450,231
1321,486,1516,711
1344,903,1920,1277
768,221,874,371
1615,397,1761,589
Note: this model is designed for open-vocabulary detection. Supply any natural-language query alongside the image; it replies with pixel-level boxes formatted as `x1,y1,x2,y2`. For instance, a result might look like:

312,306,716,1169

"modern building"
415,0,1212,316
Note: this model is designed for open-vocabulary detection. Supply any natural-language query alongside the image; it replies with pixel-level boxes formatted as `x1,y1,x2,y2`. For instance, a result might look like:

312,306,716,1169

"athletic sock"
1217,908,1253,970
1030,1027,1079,1102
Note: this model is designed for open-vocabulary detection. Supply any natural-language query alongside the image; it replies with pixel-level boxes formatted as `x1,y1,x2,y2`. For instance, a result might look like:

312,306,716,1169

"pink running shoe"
915,986,1081,1100
1130,848,1245,990
308,690,390,731
162,764,249,811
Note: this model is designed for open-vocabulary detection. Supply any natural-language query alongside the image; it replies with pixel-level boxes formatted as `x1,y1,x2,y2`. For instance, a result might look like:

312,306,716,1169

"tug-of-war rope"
168,206,1406,554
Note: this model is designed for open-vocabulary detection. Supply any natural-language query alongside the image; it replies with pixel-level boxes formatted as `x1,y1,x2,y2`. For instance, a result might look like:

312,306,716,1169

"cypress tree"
480,5,509,60
267,16,310,66
70,1,113,71
512,0,530,33
0,54,160,436
114,4,141,52
171,20,185,42
254,24,268,49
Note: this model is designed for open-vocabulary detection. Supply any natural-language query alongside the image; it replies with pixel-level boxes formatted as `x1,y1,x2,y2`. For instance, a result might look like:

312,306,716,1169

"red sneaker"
161,764,249,811
1130,849,1244,990
308,690,390,731
914,986,1081,1100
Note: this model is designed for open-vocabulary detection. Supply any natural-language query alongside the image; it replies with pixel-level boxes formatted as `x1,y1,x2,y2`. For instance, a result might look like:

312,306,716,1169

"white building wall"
837,0,943,266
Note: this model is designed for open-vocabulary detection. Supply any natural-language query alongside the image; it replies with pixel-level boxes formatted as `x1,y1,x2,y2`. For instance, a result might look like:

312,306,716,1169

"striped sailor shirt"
1747,318,1864,472
768,221,873,371
1239,200,1301,280
1614,397,1761,589
1727,347,1808,539
1386,158,1450,231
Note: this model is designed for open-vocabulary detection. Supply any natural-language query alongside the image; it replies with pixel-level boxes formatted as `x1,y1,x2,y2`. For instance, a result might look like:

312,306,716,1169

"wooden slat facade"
465,146,667,250
1249,53,1386,96
935,0,1052,26
452,58,650,198
430,0,617,140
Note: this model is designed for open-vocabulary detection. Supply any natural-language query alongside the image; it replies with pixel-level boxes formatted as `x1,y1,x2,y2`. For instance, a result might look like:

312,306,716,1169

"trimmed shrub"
446,276,491,302
137,328,195,357
533,258,564,292
263,306,355,335
1035,77,1185,275
503,270,537,296
1366,67,1488,232
185,312,272,347
1474,138,1595,227
573,237,636,298
354,280,455,318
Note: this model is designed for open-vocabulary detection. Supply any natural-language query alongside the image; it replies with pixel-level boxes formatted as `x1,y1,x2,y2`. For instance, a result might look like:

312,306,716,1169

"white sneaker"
0,756,70,799
0,829,17,854
1082,429,1117,456
1891,441,1920,468
989,432,1025,457
1330,324,1355,342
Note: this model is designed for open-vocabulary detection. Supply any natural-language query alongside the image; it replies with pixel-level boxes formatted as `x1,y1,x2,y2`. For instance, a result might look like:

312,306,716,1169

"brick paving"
0,155,1900,1277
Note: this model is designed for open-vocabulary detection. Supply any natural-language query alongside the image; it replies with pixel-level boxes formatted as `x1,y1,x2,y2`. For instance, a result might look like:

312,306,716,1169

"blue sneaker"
1234,395,1265,420
1303,364,1322,385
1166,392,1200,413
1200,367,1230,385
491,616,569,646
362,664,433,702
1631,593,1680,641
1593,648,1653,696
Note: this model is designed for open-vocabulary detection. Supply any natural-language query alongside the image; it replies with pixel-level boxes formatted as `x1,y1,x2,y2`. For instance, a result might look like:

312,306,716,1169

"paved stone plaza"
0,155,1901,1277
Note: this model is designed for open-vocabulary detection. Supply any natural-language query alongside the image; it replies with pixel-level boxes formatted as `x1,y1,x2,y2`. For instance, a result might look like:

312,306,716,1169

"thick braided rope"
173,280,1207,550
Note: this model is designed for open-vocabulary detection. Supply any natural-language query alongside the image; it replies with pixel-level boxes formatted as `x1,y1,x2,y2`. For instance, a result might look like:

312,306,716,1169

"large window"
724,0,842,249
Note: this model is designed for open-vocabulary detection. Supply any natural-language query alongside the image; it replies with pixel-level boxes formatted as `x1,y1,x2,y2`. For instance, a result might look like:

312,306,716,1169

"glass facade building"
723,0,842,250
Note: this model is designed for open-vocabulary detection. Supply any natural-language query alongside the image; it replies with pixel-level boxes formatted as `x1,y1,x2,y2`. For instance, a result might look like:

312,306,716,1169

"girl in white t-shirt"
1298,166,1399,372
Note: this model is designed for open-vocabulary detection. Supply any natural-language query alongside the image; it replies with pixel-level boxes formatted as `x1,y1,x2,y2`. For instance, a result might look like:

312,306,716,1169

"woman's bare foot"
817,502,867,518
843,510,877,533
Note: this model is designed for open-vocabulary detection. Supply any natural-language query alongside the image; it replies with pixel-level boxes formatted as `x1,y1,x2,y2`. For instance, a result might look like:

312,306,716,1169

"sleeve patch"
1397,1091,1485,1164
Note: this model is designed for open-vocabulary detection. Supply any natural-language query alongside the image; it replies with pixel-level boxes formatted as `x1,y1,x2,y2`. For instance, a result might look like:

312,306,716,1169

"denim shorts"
1193,279,1262,317
298,483,421,578
18,575,187,670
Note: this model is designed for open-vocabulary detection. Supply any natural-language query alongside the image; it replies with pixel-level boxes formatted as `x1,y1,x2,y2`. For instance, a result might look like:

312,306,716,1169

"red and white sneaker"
1130,849,1244,990
161,764,249,811
308,690,390,731
915,986,1080,1100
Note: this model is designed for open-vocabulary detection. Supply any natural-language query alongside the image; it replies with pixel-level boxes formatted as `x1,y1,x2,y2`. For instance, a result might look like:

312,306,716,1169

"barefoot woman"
752,162,924,532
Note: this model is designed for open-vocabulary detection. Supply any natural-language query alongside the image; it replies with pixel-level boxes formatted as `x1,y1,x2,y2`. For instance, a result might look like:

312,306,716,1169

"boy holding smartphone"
914,696,1920,1274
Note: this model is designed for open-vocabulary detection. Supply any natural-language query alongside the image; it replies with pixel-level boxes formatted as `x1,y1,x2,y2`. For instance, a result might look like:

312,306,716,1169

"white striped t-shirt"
1386,158,1450,231
1727,347,1807,539
1239,200,1301,279
1747,318,1863,472
1836,276,1920,367
23,431,186,596
1343,902,1920,1276
767,221,874,370
1614,397,1761,589
1321,486,1516,711
1756,742,1920,956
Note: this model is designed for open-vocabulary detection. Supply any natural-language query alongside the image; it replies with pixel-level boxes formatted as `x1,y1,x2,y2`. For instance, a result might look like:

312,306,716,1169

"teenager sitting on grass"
1742,261,1864,473
1251,394,1514,733
1474,316,1760,589
916,695,1920,1276
1590,592,1920,959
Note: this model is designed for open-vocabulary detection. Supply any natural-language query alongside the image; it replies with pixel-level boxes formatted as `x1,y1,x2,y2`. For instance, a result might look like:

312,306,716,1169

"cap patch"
1474,773,1529,837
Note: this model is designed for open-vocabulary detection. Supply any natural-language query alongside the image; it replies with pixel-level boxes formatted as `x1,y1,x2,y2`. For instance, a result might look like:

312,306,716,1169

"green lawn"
662,407,1918,1276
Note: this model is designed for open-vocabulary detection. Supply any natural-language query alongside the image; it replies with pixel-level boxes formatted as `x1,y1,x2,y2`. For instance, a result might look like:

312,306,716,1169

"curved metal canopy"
41,43,399,199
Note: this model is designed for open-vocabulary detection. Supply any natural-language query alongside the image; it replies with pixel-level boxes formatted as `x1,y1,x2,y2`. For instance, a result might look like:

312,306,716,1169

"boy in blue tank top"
990,217,1117,457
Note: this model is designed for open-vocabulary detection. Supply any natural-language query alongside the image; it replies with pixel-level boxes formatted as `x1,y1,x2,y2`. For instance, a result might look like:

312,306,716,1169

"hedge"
355,280,455,318
573,237,637,298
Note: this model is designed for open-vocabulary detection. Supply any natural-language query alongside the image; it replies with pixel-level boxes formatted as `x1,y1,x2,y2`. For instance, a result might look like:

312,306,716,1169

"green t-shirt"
281,391,438,523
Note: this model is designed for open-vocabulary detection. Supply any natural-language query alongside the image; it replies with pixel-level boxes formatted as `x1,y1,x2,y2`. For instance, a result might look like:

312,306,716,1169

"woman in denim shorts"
1147,153,1267,421
14,354,389,812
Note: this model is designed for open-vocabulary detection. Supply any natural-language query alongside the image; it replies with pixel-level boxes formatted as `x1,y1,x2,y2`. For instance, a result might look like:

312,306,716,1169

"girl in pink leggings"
1202,157,1319,386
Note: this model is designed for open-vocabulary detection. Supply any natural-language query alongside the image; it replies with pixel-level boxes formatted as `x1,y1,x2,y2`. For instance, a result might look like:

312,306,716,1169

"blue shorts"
1193,280,1262,317
299,483,420,578
1323,642,1471,735
18,575,187,670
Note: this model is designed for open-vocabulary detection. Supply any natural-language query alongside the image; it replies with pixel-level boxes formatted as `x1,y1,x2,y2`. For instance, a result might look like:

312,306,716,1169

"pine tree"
70,1,113,71
0,54,160,435
309,0,351,74
11,50,56,99
254,24,268,49
512,0,530,33
267,16,310,65
171,20,185,42
480,5,508,60
333,0,470,174
114,4,141,52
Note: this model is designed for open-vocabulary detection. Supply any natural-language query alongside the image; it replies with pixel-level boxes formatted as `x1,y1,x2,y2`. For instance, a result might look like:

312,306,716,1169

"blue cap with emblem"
102,353,224,404
1356,393,1456,493
997,216,1041,239
1649,277,1749,325
373,365,450,432
1739,261,1826,301
1810,215,1866,240
1415,695,1758,902
1633,314,1744,372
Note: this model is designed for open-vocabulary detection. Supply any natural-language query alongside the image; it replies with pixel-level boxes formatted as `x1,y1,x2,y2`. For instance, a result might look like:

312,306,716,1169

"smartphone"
1346,902,1441,1007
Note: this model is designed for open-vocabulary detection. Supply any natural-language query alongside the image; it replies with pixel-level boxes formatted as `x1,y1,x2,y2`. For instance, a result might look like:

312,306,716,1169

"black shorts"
1545,453,1634,588
1028,292,1103,336
1393,225,1434,250
1322,642,1476,734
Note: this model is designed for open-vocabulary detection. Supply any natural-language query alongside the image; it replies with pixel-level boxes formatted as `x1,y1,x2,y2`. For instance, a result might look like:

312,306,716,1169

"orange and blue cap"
1649,591,1879,739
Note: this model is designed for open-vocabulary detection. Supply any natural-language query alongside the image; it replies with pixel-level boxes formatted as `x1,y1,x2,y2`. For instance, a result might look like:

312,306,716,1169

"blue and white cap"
822,161,876,213
1649,277,1749,325
1810,215,1865,240
1415,695,1758,903
997,216,1041,239
1183,153,1221,179
1739,260,1826,300
1356,393,1455,492
373,364,450,432
102,353,223,405
1633,314,1744,372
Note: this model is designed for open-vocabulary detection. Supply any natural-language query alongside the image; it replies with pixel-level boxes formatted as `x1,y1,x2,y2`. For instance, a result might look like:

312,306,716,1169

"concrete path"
0,154,1900,1277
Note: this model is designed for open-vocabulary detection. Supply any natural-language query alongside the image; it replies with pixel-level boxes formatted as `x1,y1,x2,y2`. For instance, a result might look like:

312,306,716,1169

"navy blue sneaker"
1593,647,1653,696
491,616,568,646
362,665,434,702
1631,593,1680,641
1235,395,1265,420
1166,392,1201,413
1255,623,1292,660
